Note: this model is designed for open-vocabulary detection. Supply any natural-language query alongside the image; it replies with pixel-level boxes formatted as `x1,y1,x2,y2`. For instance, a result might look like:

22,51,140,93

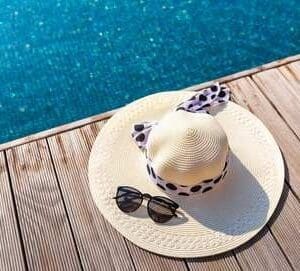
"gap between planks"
45,140,85,271
5,141,83,270
0,152,27,270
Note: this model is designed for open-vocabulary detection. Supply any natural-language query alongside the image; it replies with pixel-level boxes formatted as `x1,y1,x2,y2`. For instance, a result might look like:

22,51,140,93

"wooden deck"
1,55,300,270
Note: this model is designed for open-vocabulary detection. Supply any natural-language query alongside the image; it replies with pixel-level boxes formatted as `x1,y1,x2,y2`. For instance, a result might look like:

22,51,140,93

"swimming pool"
0,0,299,144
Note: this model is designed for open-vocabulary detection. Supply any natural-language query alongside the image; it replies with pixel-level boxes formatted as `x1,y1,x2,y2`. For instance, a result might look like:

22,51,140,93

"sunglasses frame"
113,186,179,223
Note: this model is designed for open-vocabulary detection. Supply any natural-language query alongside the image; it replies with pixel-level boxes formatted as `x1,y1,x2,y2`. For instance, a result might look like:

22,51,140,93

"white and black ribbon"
131,83,231,196
131,83,230,149
146,156,229,197
131,121,158,151
176,82,230,113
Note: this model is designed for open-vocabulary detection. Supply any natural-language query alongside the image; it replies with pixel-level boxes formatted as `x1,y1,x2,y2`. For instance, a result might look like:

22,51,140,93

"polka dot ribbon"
176,82,230,113
131,83,230,150
146,156,229,197
131,83,231,196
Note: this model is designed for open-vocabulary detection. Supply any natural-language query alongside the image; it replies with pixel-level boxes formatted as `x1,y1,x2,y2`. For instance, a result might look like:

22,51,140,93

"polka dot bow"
130,83,231,196
131,83,230,150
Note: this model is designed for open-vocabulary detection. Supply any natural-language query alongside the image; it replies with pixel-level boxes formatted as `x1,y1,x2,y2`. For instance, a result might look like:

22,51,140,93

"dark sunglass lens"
148,197,175,223
116,187,142,213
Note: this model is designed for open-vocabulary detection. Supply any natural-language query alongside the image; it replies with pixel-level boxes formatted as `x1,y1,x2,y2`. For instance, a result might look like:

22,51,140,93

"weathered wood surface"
6,141,82,270
0,153,26,271
0,57,300,270
47,124,136,271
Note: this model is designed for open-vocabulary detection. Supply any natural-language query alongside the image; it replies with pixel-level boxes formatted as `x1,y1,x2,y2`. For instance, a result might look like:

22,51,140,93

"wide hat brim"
88,91,284,258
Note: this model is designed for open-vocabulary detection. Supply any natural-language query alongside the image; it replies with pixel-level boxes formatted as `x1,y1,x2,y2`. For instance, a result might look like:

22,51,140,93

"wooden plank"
187,252,241,271
47,123,136,271
224,78,295,270
126,242,188,271
182,54,300,92
1,55,300,152
6,141,82,271
269,184,300,269
0,152,26,270
252,68,300,138
287,61,300,80
234,227,292,271
278,64,300,92
228,77,300,269
228,77,300,197
0,109,118,152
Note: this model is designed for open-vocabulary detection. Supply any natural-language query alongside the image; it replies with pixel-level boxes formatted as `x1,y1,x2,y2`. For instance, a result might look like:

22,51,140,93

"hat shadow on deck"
167,153,270,236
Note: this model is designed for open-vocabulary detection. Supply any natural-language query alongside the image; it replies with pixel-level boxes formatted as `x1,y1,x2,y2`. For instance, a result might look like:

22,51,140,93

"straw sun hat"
88,83,284,258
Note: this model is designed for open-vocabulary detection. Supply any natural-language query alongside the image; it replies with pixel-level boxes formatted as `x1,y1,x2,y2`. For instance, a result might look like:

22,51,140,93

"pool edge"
1,53,299,151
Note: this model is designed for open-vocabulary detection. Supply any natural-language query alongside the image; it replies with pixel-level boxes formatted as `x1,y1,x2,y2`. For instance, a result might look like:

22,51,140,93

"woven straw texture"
147,111,229,185
89,91,284,258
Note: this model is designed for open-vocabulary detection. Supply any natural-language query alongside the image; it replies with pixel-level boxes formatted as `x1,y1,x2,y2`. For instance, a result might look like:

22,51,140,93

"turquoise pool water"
0,0,299,143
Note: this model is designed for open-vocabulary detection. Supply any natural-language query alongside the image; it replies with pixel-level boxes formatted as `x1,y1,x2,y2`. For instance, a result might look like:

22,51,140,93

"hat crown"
146,110,228,186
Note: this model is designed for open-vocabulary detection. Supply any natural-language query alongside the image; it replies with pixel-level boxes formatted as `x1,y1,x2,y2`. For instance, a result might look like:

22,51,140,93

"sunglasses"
113,186,179,223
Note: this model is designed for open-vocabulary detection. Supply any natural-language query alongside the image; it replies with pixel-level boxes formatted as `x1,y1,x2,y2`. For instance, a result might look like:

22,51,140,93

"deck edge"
1,53,299,151
0,109,118,151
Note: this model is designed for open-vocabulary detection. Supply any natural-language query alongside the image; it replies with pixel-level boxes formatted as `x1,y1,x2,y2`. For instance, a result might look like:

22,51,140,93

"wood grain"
278,64,300,92
126,241,188,271
287,61,300,81
228,78,300,269
228,77,300,197
47,123,135,271
234,227,291,271
0,152,26,270
218,78,295,270
187,252,241,271
269,184,300,269
252,68,300,138
6,141,82,270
